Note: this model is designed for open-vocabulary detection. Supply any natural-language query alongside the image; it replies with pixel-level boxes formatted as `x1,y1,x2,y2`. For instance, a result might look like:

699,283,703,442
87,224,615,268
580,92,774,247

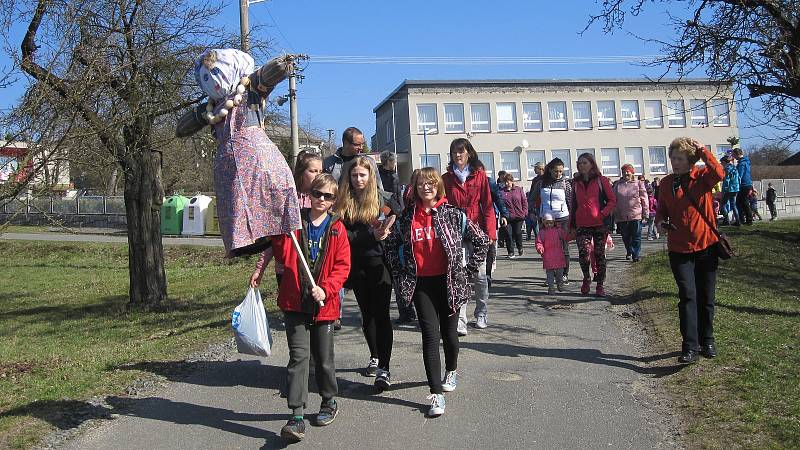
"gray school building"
372,79,738,183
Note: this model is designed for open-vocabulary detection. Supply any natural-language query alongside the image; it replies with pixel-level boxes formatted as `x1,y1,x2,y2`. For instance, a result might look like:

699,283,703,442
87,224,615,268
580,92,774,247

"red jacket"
442,168,497,240
273,213,351,321
655,147,724,253
571,175,617,228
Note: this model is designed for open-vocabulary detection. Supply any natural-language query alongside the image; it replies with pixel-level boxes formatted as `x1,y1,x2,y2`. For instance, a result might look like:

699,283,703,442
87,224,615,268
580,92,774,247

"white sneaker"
475,316,487,329
442,370,458,392
427,394,445,417
457,322,468,336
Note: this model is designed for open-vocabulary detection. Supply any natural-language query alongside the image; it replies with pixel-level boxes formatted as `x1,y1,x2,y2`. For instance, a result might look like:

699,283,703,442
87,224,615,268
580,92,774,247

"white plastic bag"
231,287,272,356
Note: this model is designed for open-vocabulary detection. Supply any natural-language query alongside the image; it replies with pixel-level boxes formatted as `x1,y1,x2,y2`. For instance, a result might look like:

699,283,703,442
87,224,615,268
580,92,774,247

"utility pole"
239,0,249,52
288,56,299,166
326,129,335,156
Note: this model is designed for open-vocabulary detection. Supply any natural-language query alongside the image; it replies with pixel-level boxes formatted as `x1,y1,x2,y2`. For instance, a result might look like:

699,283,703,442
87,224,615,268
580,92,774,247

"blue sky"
0,0,786,149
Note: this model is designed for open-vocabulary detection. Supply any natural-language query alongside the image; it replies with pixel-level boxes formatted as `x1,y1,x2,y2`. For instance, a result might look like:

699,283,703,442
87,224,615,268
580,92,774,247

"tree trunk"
123,118,167,307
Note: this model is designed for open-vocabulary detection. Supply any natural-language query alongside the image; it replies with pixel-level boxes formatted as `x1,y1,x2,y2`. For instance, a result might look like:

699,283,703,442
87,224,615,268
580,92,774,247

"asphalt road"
55,238,682,450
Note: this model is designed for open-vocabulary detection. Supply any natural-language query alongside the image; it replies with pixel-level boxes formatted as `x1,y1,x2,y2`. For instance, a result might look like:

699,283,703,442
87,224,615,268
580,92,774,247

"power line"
307,55,666,65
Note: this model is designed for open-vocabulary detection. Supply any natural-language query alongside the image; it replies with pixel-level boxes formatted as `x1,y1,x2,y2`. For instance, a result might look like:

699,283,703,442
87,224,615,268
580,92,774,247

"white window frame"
576,148,595,162
526,150,546,179
384,119,393,145
470,103,491,133
644,100,663,128
416,104,438,134
596,100,616,129
667,100,686,127
496,103,517,132
572,101,592,130
547,101,568,131
419,154,442,172
522,102,543,131
620,100,640,128
500,151,521,180
648,146,668,175
711,99,730,126
624,147,645,175
717,144,732,158
600,148,621,176
477,152,495,179
551,149,572,178
443,103,465,133
689,99,708,127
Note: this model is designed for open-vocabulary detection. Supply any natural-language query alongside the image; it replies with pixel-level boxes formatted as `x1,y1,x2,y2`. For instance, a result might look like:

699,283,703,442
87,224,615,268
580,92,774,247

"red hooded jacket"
570,175,617,228
273,213,351,321
442,168,497,240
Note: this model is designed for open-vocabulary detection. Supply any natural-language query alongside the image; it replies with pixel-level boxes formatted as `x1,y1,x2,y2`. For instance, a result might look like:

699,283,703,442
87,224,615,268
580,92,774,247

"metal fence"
2,196,126,215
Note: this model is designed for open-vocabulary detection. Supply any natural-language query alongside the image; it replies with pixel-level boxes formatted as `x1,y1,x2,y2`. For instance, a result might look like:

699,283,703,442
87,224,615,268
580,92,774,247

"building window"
711,99,730,126
551,149,572,178
689,99,708,127
522,102,543,131
717,144,732,157
576,148,595,162
572,101,592,130
419,154,441,172
496,103,517,132
644,100,663,128
443,103,465,133
648,146,667,175
667,100,686,127
526,150,546,179
470,103,491,133
500,151,521,180
416,104,438,133
548,102,568,130
620,100,640,128
597,101,616,129
384,119,393,145
600,148,620,176
624,147,645,175
477,152,495,179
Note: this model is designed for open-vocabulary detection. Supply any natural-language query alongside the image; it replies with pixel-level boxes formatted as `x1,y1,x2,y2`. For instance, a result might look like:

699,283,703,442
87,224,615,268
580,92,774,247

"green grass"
0,225,53,234
633,219,800,448
0,241,277,449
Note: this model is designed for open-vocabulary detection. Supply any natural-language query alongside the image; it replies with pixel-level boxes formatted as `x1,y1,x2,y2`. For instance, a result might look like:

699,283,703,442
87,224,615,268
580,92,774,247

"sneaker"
333,319,341,331
581,278,591,295
365,357,379,377
556,282,564,292
475,316,488,329
596,283,605,297
280,417,306,442
316,400,338,426
540,281,550,287
626,254,631,260
655,232,660,239
548,285,556,295
375,369,391,391
442,370,458,392
632,256,641,263
508,253,516,260
561,274,570,285
647,236,654,241
518,249,523,256
426,394,446,417
457,319,468,336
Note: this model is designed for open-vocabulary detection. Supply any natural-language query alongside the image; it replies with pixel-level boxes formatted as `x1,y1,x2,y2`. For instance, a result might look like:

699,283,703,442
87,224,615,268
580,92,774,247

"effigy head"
194,48,255,102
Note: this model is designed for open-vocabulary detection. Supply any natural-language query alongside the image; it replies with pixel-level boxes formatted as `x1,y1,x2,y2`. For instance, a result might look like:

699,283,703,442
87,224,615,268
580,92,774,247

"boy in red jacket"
271,174,351,442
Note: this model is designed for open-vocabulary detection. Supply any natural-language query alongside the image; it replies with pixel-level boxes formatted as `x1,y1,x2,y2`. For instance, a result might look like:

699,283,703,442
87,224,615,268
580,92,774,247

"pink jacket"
570,176,617,228
614,180,649,221
535,227,569,270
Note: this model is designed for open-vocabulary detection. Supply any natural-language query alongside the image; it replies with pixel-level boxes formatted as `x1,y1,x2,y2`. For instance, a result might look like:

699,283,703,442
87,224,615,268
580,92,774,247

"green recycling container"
160,195,189,235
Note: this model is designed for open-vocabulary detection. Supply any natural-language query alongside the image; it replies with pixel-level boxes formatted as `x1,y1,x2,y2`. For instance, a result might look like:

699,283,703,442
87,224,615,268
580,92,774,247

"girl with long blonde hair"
335,156,400,391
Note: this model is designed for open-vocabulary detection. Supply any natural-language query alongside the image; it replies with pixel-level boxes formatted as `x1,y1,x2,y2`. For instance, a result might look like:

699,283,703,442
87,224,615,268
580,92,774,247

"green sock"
293,415,303,421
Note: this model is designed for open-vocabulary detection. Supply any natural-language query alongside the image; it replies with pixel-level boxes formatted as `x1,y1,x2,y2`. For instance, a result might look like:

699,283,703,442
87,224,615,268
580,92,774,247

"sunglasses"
310,190,336,201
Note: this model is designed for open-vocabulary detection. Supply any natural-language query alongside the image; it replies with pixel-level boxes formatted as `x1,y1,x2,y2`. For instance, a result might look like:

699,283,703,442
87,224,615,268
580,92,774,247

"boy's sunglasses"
311,190,336,201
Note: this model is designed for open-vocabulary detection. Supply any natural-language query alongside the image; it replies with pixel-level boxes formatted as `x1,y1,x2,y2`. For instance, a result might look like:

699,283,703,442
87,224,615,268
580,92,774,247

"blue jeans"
645,217,657,239
618,220,642,259
723,192,739,224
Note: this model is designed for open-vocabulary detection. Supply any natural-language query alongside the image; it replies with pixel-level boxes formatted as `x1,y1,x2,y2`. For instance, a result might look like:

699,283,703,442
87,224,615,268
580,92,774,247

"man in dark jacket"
487,176,508,288
323,127,384,191
379,151,404,210
766,182,778,220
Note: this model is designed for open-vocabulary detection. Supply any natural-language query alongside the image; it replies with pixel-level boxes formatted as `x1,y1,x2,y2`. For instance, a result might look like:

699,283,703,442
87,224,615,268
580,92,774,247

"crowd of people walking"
249,128,731,442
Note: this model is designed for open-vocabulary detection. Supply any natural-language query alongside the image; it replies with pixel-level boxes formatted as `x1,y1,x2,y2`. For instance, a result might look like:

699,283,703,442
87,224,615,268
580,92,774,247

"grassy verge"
0,225,54,234
0,241,277,448
633,219,800,448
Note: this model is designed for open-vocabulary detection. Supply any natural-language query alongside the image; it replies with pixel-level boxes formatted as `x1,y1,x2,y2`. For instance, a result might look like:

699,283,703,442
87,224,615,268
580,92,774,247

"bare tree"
588,0,800,142
747,142,793,165
2,0,241,307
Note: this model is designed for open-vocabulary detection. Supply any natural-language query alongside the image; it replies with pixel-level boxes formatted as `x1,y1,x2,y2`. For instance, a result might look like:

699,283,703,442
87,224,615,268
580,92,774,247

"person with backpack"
385,167,490,418
570,153,617,297
271,174,351,442
720,155,740,226
614,164,649,262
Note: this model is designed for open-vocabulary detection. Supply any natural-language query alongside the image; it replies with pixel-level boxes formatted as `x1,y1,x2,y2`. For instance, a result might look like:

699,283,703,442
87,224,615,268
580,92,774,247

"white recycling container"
181,194,212,236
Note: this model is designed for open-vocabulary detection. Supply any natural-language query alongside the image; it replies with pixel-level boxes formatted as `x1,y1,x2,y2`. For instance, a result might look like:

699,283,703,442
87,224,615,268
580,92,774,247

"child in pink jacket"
536,213,569,294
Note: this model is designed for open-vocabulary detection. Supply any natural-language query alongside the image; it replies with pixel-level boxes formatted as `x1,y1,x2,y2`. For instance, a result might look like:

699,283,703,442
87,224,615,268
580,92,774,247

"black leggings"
504,218,525,254
413,275,459,394
350,261,393,370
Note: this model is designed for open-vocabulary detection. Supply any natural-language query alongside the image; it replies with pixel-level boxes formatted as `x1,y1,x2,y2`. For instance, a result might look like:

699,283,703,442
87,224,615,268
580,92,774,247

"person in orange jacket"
270,173,351,442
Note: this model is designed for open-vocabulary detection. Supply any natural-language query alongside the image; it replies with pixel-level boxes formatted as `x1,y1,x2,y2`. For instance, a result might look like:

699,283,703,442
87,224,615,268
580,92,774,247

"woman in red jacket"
272,174,351,442
570,153,617,297
655,138,724,364
442,138,496,334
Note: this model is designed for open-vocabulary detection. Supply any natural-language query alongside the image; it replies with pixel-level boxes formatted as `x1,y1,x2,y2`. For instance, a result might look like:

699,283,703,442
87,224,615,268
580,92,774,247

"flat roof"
373,78,731,112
